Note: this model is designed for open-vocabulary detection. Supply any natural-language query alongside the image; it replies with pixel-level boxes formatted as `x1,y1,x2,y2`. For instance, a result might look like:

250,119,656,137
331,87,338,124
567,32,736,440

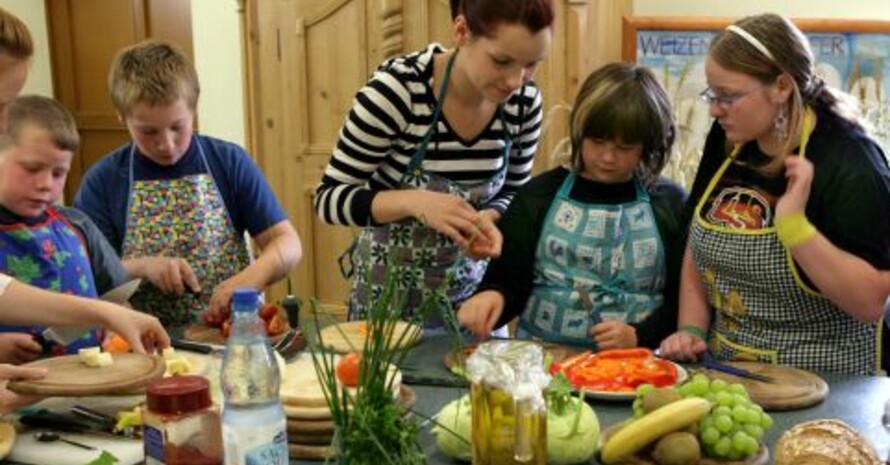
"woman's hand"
464,209,502,260
589,321,637,349
130,256,201,296
0,333,41,365
457,290,505,338
409,191,484,248
0,364,47,413
658,331,708,362
775,155,814,221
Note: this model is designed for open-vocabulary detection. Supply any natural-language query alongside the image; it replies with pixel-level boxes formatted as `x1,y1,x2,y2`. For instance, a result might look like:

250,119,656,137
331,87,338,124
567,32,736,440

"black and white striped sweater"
314,43,543,227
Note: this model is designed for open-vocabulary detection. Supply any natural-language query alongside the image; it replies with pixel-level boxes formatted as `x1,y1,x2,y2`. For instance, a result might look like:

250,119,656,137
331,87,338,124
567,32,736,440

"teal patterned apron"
122,137,250,329
0,206,100,355
693,108,879,375
343,51,513,322
518,172,665,348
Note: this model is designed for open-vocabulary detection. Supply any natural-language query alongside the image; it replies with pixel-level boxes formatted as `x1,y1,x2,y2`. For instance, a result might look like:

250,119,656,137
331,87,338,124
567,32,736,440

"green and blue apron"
342,51,514,323
0,206,100,355
518,172,665,348
122,137,250,330
692,108,879,375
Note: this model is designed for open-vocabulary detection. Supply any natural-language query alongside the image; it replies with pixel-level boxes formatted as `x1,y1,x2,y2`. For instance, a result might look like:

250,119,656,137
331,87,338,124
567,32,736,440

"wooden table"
293,332,890,464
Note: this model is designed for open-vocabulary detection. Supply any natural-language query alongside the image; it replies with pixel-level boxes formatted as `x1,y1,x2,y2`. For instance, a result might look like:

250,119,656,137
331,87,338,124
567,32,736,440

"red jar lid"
146,375,212,416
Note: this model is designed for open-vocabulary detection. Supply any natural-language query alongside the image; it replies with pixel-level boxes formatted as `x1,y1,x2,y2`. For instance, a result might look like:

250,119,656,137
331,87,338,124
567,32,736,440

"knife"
171,339,223,355
703,356,775,383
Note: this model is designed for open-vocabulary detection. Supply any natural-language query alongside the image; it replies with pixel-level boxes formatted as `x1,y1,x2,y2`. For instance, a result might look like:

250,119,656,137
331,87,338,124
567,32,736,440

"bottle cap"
232,288,259,312
146,375,212,415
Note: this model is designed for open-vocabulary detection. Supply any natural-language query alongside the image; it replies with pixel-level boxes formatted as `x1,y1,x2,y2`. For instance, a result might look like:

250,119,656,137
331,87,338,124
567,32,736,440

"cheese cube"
94,352,114,367
162,347,177,360
78,347,100,365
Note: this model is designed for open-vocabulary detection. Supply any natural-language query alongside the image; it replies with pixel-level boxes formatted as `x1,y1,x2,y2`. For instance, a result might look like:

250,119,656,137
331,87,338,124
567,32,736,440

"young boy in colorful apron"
74,41,302,332
458,63,686,350
0,96,130,359
315,0,555,324
659,15,890,375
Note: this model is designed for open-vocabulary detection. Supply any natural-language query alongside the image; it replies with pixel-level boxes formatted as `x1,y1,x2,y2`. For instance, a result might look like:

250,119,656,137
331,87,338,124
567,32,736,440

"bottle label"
144,425,166,464
223,421,288,465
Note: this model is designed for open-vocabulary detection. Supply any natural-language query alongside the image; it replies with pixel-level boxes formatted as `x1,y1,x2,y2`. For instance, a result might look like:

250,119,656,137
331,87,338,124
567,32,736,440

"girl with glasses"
659,13,890,375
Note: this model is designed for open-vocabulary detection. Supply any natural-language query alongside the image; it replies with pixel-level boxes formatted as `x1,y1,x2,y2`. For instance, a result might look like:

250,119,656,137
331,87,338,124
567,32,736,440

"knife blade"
171,339,223,355
703,356,775,383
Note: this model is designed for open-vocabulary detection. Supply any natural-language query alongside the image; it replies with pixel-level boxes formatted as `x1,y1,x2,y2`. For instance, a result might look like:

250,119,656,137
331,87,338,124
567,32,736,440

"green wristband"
680,325,707,340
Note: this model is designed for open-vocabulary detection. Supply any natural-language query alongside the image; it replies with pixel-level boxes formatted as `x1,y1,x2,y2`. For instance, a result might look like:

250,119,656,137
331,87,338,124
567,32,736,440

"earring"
774,106,788,145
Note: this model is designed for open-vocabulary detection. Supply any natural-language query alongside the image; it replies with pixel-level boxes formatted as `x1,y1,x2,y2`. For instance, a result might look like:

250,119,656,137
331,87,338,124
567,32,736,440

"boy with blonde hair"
0,95,130,357
75,40,302,330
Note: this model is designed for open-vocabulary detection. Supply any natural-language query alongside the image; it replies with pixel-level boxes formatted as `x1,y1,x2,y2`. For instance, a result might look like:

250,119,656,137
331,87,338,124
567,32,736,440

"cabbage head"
431,394,599,464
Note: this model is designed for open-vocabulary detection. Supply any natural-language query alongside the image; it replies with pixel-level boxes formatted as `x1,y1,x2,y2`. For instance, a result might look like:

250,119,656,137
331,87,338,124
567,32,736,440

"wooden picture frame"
621,16,890,188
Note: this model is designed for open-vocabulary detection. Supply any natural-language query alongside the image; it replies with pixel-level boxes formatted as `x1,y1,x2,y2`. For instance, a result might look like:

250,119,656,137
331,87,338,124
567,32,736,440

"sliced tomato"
266,313,287,336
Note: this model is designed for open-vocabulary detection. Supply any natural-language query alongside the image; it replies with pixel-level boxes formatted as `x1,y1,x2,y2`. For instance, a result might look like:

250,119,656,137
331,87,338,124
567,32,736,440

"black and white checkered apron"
691,109,878,375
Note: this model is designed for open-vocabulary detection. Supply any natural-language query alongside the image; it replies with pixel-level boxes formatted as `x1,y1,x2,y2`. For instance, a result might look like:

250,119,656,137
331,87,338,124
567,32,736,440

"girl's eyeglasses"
699,85,763,107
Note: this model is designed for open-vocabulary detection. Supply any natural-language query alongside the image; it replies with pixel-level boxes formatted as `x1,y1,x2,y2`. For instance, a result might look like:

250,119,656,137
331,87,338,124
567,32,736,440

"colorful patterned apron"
122,137,250,329
518,172,666,347
0,207,100,355
692,108,879,374
343,51,513,322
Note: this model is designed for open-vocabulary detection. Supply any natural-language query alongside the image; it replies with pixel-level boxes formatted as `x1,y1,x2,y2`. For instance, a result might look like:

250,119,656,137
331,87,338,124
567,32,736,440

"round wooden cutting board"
0,422,15,460
613,445,769,465
703,362,828,411
8,354,166,396
318,320,422,354
289,443,335,461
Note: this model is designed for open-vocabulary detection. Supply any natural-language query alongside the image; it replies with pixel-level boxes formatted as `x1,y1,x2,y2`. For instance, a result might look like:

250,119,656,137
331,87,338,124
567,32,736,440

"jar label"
144,425,166,464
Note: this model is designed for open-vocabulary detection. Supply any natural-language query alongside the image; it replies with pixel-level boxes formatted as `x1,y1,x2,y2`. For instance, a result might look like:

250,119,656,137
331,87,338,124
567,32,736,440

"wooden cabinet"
239,0,630,317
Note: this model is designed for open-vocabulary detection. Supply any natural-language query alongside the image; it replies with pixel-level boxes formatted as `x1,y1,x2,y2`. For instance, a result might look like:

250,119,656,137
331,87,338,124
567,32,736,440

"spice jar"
144,375,223,465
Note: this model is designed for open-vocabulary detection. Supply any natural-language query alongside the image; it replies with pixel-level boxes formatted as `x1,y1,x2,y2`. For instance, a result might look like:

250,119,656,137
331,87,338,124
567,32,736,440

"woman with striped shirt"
315,0,554,322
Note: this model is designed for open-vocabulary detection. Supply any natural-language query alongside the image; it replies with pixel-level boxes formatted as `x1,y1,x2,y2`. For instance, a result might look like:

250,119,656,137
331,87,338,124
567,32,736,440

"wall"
633,0,890,19
0,0,245,147
191,0,245,147
0,0,52,96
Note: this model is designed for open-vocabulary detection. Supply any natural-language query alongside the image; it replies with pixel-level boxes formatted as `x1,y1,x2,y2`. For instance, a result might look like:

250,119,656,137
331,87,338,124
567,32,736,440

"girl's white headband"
726,24,775,62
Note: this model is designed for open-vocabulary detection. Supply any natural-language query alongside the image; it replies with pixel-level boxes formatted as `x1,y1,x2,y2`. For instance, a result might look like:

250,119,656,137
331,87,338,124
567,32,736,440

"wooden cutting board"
288,431,334,445
287,418,334,434
0,422,14,460
614,445,769,465
183,317,290,346
318,320,422,354
703,362,828,411
7,354,165,396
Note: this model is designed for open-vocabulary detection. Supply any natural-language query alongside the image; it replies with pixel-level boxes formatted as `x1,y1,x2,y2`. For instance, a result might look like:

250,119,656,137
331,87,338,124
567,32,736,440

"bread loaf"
774,419,880,465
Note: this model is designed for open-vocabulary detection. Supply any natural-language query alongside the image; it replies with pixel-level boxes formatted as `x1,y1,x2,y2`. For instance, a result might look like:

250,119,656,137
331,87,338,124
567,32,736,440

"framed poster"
623,17,890,188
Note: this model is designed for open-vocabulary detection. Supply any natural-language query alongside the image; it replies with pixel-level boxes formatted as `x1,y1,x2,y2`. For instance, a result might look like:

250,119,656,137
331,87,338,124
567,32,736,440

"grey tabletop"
293,333,890,464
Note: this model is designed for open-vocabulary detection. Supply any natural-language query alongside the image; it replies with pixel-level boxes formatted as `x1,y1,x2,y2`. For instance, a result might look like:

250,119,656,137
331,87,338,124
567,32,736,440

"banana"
601,397,711,464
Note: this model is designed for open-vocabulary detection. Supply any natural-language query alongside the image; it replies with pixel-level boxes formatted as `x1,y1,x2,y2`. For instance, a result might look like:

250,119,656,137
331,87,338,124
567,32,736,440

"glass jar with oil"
466,340,550,465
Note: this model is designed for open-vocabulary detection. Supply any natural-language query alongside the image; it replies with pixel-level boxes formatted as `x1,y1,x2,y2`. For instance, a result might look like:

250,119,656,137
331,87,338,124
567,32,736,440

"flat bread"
318,321,422,354
0,422,14,460
280,355,401,409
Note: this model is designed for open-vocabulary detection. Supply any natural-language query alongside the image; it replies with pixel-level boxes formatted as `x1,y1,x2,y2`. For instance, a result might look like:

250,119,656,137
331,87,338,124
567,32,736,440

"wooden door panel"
47,0,193,203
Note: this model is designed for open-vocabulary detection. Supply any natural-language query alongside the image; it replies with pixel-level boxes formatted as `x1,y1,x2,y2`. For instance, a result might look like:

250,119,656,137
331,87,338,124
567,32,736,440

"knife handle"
171,339,214,354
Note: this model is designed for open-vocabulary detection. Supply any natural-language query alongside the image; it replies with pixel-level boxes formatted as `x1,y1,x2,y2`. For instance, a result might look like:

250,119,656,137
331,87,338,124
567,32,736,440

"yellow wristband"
775,212,817,248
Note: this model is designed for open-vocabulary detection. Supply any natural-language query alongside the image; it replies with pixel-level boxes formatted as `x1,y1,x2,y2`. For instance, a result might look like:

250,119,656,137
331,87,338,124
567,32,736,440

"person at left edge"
314,0,554,322
0,96,131,359
74,40,302,331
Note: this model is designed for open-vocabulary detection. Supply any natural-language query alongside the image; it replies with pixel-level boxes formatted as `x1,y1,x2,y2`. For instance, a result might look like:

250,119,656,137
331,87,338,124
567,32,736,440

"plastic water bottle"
221,288,288,465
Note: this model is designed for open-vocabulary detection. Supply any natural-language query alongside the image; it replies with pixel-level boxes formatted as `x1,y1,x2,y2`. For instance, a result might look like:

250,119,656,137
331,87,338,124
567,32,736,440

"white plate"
575,362,688,401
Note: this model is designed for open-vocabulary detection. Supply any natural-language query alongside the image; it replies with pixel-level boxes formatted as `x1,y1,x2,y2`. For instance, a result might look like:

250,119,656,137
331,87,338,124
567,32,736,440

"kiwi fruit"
652,431,701,465
641,387,683,414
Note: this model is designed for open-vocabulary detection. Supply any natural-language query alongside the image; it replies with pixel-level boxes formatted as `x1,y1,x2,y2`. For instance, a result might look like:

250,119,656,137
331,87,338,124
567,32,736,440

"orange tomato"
102,333,131,353
336,352,361,387
266,313,287,336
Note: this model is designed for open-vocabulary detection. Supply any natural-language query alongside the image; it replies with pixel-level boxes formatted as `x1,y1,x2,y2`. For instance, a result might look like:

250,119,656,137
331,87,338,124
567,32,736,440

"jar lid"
146,375,212,415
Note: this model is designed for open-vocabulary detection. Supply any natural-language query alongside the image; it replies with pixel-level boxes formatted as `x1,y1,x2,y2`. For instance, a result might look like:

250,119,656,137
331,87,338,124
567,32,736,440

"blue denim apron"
518,172,665,347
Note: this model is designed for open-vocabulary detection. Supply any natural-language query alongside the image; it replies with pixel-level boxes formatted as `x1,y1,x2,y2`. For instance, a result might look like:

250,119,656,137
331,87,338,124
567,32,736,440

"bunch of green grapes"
632,374,773,460
679,374,773,460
